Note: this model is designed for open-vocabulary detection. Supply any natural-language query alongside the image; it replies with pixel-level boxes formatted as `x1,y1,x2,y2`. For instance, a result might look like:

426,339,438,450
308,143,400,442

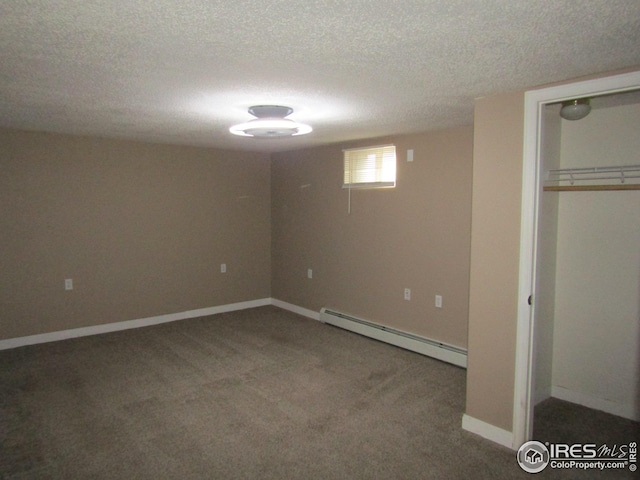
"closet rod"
543,184,640,192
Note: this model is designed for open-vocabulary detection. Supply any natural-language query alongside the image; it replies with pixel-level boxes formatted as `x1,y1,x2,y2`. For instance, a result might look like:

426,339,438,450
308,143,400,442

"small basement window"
343,144,396,189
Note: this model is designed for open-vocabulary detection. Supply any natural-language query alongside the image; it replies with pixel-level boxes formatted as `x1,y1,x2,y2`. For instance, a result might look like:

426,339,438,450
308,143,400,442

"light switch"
435,295,443,308
407,149,414,162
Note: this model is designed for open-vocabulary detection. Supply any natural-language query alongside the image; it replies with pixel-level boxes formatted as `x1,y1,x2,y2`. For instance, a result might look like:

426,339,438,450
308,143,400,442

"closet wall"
546,99,640,421
534,106,561,404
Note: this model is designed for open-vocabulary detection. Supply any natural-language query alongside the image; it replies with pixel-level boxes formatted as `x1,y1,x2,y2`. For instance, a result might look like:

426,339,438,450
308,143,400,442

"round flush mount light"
229,105,313,137
559,98,591,121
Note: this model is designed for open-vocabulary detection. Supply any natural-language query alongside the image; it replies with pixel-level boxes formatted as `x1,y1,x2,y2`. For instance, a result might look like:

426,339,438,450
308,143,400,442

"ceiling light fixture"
229,105,312,137
559,98,591,121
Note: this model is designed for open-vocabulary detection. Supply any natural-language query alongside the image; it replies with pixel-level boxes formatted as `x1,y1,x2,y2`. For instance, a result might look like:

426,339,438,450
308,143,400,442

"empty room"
1,1,639,478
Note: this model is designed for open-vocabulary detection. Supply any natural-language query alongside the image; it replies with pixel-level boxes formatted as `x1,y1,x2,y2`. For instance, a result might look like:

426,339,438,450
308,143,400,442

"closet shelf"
544,164,640,192
544,184,640,192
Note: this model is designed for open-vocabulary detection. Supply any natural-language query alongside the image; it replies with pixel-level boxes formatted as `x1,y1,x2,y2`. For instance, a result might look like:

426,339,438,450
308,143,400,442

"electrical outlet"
404,288,411,300
435,295,443,308
221,263,227,273
307,269,313,279
65,278,73,291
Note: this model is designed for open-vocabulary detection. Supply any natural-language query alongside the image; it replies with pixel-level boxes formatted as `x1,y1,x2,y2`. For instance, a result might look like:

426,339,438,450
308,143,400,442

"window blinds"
343,145,396,189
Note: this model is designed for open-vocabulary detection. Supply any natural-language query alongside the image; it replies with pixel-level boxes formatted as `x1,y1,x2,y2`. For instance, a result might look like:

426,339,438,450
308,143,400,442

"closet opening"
531,88,640,445
513,70,640,449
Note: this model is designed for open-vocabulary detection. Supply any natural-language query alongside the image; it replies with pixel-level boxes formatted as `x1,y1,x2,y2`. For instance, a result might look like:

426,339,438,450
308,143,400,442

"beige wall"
466,91,525,431
271,127,473,348
465,67,640,437
0,128,271,340
2,126,472,349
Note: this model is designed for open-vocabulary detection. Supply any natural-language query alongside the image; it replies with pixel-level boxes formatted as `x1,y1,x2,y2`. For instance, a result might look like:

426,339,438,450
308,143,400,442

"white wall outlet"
435,295,443,308
65,278,73,290
220,263,226,273
307,268,313,279
404,288,411,300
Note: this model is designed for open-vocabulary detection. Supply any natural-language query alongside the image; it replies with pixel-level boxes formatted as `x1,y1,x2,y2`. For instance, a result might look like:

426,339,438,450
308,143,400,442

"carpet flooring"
1,306,637,479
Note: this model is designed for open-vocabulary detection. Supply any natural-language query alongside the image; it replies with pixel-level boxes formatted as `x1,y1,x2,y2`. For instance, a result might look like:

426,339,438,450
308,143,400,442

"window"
343,144,396,189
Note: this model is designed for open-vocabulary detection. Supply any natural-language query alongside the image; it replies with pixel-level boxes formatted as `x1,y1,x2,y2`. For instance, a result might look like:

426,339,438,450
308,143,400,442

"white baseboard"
270,298,320,321
0,298,271,351
462,414,514,450
552,385,639,422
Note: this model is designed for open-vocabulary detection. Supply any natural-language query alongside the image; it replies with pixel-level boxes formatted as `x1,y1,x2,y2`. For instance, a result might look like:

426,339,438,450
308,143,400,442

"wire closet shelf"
543,164,640,191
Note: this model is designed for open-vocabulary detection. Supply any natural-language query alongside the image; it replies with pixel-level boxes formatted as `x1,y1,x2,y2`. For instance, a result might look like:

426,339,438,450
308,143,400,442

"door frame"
512,70,640,449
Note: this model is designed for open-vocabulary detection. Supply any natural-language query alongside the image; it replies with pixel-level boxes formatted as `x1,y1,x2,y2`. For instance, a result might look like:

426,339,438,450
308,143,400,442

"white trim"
514,70,640,448
551,387,640,422
270,298,321,321
462,414,514,449
342,143,394,152
0,298,271,351
513,87,543,450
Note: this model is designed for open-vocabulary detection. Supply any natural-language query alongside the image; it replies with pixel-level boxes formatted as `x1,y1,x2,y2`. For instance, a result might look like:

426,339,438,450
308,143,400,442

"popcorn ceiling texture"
1,0,639,151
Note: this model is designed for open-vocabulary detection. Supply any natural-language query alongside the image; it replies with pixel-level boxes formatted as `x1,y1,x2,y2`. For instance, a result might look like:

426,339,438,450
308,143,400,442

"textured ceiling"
1,1,639,152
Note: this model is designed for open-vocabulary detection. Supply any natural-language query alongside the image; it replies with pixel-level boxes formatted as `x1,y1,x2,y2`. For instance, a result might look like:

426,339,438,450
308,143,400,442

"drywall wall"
0,128,271,340
465,91,525,432
534,105,561,404
551,101,640,420
464,68,640,443
463,68,637,445
271,127,473,349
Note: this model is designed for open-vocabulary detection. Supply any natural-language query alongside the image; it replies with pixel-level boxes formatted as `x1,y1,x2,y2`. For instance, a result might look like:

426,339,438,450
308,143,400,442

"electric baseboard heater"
320,307,467,368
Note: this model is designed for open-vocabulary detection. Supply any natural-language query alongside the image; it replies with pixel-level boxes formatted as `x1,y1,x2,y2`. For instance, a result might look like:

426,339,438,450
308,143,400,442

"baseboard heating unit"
319,308,467,368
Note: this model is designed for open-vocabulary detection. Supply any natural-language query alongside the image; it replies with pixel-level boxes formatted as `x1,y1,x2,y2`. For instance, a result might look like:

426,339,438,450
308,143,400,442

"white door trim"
513,70,640,449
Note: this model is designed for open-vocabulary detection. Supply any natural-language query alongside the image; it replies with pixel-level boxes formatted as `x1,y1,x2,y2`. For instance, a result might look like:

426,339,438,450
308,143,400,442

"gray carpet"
534,397,639,448
0,306,637,479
